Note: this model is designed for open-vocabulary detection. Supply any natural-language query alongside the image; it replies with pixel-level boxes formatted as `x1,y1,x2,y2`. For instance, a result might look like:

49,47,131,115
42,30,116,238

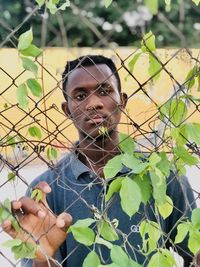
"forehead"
66,64,118,92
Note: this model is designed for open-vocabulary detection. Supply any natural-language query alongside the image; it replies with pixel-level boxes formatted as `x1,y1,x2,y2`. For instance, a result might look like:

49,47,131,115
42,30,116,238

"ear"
121,92,128,109
62,101,71,118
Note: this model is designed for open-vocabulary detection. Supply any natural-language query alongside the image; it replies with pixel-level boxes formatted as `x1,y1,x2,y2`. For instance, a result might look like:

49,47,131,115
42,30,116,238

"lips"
86,114,106,125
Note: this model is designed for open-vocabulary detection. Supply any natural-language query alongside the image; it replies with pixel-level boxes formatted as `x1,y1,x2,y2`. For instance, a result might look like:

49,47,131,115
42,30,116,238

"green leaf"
46,1,58,14
148,152,161,167
148,54,161,81
0,199,17,227
156,152,171,177
144,0,159,15
174,146,198,166
134,174,151,205
31,189,43,202
98,264,119,267
27,78,42,97
119,177,142,218
141,31,156,52
51,147,58,159
22,242,37,259
3,198,12,212
11,218,21,232
105,178,123,202
149,169,166,205
104,0,113,8
98,220,118,241
188,229,200,255
35,0,45,7
160,99,187,127
129,259,143,267
21,57,38,77
99,126,109,136
192,0,200,5
165,0,171,11
129,259,142,267
70,227,95,246
121,154,148,174
103,155,123,179
47,147,51,160
140,220,161,253
11,242,37,260
7,172,16,182
148,251,171,267
185,66,199,89
2,239,22,248
185,123,200,146
28,126,42,140
157,196,173,219
191,208,200,229
69,218,95,230
197,74,200,91
111,245,129,267
20,44,42,57
59,1,70,11
174,223,190,244
119,133,135,154
160,249,178,267
83,251,100,267
17,83,29,109
7,135,16,147
95,236,113,249
128,53,142,74
18,28,33,51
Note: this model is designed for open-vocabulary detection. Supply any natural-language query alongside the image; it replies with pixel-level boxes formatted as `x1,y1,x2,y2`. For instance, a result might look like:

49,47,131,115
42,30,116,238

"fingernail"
44,186,51,193
38,210,46,218
57,219,65,228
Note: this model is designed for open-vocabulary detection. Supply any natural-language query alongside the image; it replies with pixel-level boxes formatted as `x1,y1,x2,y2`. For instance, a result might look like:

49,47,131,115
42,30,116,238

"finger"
2,219,35,244
34,181,51,194
33,181,52,205
18,197,46,219
1,220,17,239
56,212,73,230
12,200,22,211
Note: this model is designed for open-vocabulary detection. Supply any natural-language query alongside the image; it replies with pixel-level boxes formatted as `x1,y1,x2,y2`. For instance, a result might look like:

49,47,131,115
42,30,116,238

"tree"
0,0,200,48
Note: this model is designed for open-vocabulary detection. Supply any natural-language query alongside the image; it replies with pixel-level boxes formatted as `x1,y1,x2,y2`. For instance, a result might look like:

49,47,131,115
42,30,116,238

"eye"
75,93,87,101
99,88,110,96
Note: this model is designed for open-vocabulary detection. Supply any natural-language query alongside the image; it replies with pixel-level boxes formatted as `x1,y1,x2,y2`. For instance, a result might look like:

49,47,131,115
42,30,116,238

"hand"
1,181,72,262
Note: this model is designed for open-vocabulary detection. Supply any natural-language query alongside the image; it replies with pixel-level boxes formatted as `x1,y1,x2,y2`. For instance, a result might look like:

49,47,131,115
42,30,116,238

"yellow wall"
0,48,199,160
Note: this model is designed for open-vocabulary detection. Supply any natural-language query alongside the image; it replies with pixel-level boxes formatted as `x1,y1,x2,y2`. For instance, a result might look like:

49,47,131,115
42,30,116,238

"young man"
2,55,198,267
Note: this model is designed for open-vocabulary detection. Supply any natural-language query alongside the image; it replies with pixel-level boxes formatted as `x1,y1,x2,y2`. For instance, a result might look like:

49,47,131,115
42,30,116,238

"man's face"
63,64,125,140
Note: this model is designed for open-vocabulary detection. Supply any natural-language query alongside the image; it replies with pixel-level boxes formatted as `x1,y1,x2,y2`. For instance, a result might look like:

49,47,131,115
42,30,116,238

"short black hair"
62,55,121,100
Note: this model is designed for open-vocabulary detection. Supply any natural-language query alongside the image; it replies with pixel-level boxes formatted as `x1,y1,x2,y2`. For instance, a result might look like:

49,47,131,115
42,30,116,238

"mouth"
86,114,106,125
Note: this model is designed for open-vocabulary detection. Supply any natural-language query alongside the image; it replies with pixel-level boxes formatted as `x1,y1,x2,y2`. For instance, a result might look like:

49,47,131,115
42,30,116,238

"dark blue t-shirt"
22,151,196,266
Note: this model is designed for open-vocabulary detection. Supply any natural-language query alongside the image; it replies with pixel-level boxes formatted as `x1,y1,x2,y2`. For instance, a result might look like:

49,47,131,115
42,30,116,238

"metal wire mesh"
0,1,200,267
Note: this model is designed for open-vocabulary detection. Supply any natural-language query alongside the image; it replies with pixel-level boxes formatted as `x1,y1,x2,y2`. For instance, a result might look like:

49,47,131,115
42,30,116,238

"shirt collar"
68,151,91,180
66,146,130,180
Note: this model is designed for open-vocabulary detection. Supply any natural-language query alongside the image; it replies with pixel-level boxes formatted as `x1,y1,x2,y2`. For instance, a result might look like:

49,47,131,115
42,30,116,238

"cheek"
69,103,84,118
108,97,121,111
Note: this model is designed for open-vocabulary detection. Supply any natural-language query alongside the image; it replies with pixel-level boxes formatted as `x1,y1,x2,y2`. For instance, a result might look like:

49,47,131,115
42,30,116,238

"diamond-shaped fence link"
0,1,200,267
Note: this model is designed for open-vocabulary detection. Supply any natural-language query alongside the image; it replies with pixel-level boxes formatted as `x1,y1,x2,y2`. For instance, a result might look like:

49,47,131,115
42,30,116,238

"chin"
85,127,116,141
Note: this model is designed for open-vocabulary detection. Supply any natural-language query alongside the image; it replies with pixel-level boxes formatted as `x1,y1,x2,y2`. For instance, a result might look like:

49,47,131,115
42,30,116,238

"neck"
77,130,120,175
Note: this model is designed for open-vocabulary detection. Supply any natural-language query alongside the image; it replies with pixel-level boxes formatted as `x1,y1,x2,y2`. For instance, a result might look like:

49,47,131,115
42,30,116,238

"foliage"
1,0,200,266
1,0,200,47
0,199,38,259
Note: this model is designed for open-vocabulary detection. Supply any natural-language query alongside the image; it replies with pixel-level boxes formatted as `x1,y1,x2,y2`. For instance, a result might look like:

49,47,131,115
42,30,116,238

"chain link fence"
0,1,200,267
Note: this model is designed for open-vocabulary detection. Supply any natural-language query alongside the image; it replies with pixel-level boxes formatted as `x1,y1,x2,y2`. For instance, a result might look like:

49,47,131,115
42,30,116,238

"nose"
85,94,104,111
